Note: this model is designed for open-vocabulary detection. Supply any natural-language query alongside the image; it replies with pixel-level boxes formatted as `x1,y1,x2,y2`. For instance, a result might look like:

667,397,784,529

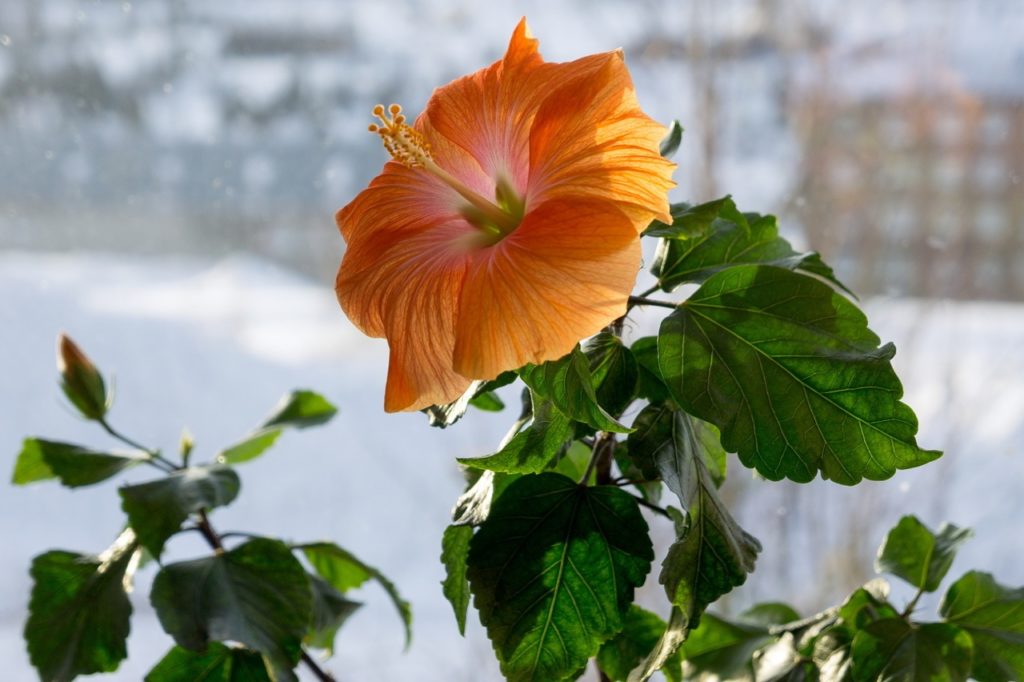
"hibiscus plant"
13,17,1024,682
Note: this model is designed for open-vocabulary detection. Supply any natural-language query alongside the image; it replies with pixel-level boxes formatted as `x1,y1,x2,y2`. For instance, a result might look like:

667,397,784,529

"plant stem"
193,509,335,680
637,283,662,298
902,587,925,619
627,296,677,310
98,418,178,472
628,493,672,519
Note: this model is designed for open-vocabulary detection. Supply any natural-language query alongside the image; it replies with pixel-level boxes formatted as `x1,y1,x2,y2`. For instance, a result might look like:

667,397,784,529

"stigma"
369,103,522,240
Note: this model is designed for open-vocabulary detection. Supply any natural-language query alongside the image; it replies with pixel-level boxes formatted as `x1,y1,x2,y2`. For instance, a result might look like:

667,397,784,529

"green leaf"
644,196,738,240
120,465,241,558
520,346,631,433
584,332,640,418
628,404,759,627
306,574,360,655
631,337,673,406
940,571,1024,682
150,538,312,682
679,610,774,681
298,542,412,648
25,541,135,681
145,643,272,681
659,120,684,158
458,391,574,474
850,619,972,682
426,372,518,427
261,390,337,429
467,473,653,682
659,265,941,484
598,606,683,682
14,438,143,488
649,199,849,294
216,429,282,465
628,607,687,682
470,391,505,411
441,524,474,635
875,516,972,592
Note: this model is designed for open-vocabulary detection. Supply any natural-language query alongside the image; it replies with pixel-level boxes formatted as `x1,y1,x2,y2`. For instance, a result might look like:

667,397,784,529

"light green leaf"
940,571,1024,682
520,346,631,433
659,265,940,484
850,619,972,682
649,198,849,294
298,542,411,649
468,473,653,682
659,120,684,158
150,538,312,682
306,574,360,655
145,643,272,681
598,606,683,682
470,391,505,412
875,516,972,592
261,390,337,429
458,391,574,474
25,541,136,681
584,332,639,418
14,438,143,488
441,524,473,636
120,465,240,558
628,607,688,682
217,429,282,465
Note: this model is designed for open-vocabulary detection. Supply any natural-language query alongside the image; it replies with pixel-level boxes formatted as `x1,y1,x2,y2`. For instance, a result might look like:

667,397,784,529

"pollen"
369,103,433,169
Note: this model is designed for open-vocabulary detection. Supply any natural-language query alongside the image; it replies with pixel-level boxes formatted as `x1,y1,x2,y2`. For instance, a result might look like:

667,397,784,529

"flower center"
369,104,522,241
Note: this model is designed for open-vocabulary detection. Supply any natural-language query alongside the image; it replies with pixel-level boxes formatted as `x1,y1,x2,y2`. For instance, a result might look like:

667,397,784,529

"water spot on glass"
926,236,947,250
43,150,55,161
162,83,173,94
0,35,11,48
899,481,911,493
795,196,806,207
212,177,223,189
122,2,132,13
775,506,787,517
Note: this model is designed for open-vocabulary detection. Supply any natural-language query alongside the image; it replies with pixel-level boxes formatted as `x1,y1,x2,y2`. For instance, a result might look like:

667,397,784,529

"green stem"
628,493,671,519
98,418,178,472
902,587,925,619
628,296,677,310
637,283,662,298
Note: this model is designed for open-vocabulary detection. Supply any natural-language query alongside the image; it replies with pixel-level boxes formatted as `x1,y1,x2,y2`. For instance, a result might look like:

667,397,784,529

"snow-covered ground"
1,252,1022,680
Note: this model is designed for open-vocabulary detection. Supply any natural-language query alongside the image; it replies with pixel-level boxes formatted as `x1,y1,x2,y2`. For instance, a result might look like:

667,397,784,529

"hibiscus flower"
336,19,675,412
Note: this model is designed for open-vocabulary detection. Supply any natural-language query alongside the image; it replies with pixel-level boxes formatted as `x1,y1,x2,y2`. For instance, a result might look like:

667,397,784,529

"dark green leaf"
631,336,673,405
650,199,849,294
584,332,639,418
627,404,725,487
216,429,282,465
427,372,518,427
306,574,360,655
470,391,505,411
298,542,411,648
261,390,337,429
628,404,759,627
468,473,653,682
940,571,1024,682
613,442,662,506
458,391,574,474
598,606,683,682
14,438,143,488
120,465,240,558
521,346,631,433
680,611,772,681
850,619,972,682
659,120,684,158
875,516,972,592
25,541,135,681
659,265,940,484
644,196,738,240
151,538,311,682
628,607,687,682
145,643,272,681
441,524,473,636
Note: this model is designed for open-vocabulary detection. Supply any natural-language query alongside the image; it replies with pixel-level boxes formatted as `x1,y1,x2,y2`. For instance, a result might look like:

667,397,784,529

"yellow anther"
368,102,433,169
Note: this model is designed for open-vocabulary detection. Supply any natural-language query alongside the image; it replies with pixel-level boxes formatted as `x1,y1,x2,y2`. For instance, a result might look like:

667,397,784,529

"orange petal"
452,198,641,379
527,51,675,228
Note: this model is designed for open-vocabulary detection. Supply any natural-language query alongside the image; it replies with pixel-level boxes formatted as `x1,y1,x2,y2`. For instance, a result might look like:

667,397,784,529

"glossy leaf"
25,542,135,681
644,196,739,240
458,391,574,474
441,524,473,636
584,332,639,418
467,473,653,682
120,465,240,557
306,574,360,655
850,619,972,682
649,199,848,294
940,571,1024,682
875,516,972,592
298,542,411,648
151,538,312,682
598,606,682,682
520,346,631,433
659,265,940,484
145,643,272,682
13,438,143,488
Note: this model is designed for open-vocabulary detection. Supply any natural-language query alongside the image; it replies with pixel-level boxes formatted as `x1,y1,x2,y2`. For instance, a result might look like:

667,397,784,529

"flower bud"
57,333,108,420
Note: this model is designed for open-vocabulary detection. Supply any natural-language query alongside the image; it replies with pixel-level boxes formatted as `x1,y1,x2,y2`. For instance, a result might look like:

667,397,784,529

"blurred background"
1,0,1022,679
